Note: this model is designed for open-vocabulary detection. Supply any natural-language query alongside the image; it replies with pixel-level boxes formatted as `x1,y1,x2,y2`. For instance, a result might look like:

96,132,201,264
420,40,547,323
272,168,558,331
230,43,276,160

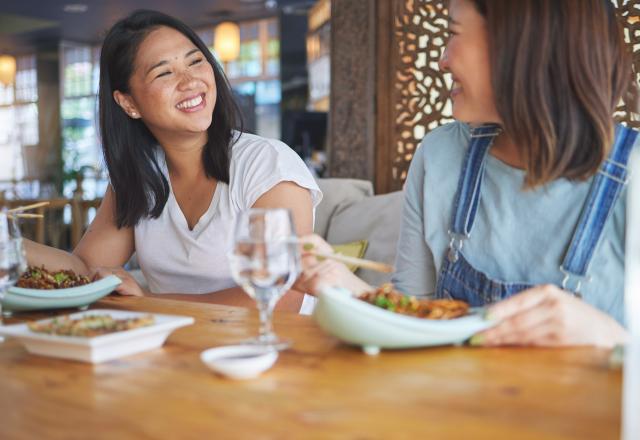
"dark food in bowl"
16,266,91,289
28,314,155,337
358,284,470,319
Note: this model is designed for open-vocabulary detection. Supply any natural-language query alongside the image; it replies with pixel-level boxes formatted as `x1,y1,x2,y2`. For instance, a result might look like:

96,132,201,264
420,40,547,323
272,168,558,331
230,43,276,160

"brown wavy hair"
472,0,633,187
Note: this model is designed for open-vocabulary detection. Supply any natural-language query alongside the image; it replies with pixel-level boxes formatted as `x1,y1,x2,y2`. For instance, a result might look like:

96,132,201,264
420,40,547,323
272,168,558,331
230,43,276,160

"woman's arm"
25,188,133,273
250,182,372,303
250,181,314,310
296,234,372,296
24,239,91,275
252,181,314,235
72,186,134,269
391,145,437,296
25,187,139,294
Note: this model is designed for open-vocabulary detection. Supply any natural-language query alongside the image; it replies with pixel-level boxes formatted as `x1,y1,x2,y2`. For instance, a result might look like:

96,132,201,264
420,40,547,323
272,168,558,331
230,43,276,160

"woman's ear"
113,90,141,119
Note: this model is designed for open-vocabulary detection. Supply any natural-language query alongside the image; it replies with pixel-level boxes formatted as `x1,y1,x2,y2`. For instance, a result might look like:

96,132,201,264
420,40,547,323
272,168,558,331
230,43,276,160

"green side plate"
3,275,122,312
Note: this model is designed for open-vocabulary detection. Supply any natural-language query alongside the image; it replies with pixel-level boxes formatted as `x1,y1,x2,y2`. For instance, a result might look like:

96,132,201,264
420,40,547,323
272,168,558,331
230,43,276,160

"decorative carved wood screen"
375,0,640,193
614,0,640,126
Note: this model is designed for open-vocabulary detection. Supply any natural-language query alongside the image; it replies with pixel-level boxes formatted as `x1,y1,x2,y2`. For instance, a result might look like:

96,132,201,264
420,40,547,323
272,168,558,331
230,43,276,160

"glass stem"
257,296,275,343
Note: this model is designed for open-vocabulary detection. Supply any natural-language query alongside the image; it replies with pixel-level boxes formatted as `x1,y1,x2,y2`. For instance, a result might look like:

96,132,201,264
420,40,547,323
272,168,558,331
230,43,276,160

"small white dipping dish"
200,345,278,380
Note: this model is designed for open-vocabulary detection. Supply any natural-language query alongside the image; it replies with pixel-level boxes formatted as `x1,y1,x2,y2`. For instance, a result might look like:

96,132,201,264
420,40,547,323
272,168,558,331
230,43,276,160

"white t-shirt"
134,132,322,301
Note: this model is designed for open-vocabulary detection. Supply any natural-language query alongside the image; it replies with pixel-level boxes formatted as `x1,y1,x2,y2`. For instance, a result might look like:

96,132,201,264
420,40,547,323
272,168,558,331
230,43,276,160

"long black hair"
99,9,242,228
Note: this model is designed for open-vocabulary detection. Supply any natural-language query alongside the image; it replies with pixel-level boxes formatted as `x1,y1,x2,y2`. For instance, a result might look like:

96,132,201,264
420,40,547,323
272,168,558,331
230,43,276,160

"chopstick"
306,250,394,273
7,201,50,213
8,213,44,219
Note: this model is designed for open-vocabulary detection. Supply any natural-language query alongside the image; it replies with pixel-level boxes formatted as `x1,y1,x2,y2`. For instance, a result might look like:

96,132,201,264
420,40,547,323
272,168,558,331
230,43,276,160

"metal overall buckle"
447,231,466,263
560,267,590,298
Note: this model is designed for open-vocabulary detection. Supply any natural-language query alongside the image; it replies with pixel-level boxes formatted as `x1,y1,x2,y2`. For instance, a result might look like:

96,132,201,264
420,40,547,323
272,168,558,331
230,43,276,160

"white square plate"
0,309,194,363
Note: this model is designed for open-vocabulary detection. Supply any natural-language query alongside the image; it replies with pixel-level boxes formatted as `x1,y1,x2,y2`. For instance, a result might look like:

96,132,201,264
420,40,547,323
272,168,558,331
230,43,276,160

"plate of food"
313,284,496,354
3,266,122,313
0,309,194,363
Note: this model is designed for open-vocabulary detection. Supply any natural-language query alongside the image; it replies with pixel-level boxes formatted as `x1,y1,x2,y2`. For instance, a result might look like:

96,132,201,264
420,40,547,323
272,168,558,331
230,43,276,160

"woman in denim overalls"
298,0,637,347
436,123,636,347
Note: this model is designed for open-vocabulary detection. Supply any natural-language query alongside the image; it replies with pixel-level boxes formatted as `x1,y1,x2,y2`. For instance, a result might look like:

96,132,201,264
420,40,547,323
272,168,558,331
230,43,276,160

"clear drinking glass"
0,209,27,335
229,208,300,350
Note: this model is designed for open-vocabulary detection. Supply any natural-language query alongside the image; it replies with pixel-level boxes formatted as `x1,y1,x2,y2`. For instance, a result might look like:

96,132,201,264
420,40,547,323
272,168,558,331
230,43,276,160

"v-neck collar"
159,151,220,240
168,184,220,238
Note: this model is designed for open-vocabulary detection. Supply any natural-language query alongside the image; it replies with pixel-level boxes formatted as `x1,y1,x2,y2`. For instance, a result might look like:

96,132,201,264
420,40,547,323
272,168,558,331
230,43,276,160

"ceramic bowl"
314,286,495,355
200,345,279,380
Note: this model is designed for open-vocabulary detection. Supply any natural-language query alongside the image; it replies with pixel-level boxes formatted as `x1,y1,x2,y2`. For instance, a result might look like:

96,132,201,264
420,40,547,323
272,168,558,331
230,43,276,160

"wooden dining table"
0,291,621,440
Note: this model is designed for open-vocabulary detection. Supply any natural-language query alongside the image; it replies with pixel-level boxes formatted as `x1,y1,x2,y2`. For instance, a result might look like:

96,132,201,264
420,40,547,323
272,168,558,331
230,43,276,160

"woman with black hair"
25,10,321,307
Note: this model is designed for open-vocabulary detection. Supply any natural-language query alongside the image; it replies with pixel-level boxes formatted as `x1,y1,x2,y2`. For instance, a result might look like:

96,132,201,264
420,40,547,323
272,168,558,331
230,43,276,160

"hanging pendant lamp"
0,55,16,86
214,22,240,62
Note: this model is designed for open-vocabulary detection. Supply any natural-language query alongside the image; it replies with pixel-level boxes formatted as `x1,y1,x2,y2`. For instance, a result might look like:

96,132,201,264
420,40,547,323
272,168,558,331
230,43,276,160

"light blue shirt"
392,121,637,324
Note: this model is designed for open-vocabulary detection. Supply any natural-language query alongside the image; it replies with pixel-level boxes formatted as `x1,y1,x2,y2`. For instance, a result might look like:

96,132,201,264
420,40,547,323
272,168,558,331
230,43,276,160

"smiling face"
439,0,501,124
113,26,216,146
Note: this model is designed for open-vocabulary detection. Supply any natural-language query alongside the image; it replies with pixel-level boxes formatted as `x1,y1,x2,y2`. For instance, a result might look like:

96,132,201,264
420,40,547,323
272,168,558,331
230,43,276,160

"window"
0,54,39,182
307,0,331,111
60,43,105,198
227,22,262,79
206,18,281,139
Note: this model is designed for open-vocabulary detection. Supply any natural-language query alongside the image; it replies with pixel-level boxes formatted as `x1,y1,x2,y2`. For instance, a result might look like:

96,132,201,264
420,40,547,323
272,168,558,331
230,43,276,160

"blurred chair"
0,175,102,250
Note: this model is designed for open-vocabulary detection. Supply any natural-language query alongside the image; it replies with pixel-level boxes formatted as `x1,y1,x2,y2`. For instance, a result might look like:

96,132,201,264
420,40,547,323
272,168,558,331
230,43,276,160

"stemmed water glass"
228,208,300,350
0,209,27,336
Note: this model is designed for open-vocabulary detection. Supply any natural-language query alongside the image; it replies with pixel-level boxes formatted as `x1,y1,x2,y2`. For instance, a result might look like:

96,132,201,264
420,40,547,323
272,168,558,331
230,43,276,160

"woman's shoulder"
230,131,296,162
414,121,470,165
227,131,320,209
229,131,311,181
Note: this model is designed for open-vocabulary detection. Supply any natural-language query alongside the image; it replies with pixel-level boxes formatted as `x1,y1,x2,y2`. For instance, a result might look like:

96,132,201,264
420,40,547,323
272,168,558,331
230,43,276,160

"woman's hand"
94,267,145,297
295,234,372,296
471,284,628,348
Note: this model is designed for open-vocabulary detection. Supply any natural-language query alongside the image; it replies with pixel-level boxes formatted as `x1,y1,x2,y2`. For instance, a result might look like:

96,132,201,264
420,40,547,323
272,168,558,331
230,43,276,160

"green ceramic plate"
314,286,496,355
3,275,122,312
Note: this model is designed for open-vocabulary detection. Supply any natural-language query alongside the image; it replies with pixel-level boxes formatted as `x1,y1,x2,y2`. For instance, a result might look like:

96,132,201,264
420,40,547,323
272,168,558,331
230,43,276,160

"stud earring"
131,112,138,118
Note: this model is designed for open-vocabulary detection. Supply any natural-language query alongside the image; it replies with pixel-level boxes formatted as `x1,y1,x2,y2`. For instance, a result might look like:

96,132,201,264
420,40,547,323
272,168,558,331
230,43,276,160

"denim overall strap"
560,124,638,294
448,124,502,261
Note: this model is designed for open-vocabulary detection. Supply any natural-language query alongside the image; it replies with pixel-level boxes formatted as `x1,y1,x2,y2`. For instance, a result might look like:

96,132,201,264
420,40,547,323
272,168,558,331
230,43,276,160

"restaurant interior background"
0,0,639,251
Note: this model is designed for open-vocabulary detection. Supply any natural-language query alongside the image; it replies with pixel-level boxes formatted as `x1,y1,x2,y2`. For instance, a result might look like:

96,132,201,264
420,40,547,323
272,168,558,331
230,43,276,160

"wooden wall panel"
376,0,452,193
327,0,376,180
375,0,640,194
614,0,640,128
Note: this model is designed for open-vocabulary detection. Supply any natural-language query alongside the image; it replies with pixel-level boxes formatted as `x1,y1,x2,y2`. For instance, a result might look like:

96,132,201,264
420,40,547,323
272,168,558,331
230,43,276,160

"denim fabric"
435,124,638,305
450,124,502,238
438,252,533,306
560,125,638,290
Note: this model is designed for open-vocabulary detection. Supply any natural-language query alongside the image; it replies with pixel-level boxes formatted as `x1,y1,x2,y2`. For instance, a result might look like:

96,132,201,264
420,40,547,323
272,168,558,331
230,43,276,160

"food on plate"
16,266,91,289
28,314,155,337
358,284,470,319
